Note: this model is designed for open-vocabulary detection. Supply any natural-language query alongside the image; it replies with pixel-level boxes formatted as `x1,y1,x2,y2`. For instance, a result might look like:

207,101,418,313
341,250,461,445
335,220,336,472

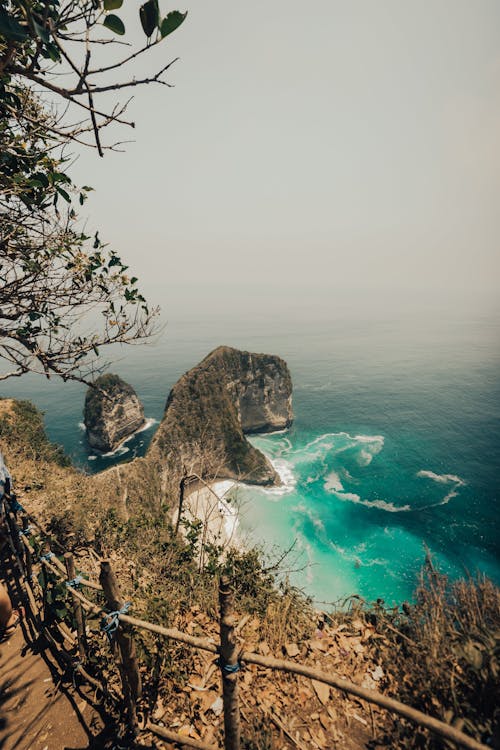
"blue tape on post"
217,658,241,674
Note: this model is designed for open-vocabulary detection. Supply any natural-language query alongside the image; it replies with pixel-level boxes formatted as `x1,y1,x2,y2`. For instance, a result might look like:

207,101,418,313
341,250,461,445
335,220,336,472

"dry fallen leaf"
352,712,368,726
285,642,300,658
309,639,328,653
319,712,330,732
327,705,337,720
209,695,224,716
370,665,384,681
312,679,330,705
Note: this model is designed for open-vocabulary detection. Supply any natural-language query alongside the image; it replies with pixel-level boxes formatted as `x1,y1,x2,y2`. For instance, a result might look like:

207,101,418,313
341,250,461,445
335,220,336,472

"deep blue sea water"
2,308,499,606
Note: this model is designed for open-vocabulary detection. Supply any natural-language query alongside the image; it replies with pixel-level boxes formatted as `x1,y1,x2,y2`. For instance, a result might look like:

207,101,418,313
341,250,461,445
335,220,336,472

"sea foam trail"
295,431,385,467
417,470,465,486
324,471,343,492
417,470,466,508
335,492,412,513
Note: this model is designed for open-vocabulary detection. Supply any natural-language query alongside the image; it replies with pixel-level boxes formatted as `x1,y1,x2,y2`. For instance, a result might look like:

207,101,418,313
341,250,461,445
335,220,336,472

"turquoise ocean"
2,306,499,606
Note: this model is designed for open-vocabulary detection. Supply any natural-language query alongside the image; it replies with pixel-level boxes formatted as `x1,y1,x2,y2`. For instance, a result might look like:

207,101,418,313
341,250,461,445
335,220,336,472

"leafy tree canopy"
0,1,186,383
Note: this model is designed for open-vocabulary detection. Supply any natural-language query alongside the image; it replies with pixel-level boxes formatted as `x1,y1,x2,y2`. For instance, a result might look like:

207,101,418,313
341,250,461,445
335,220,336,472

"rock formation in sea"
151,346,293,486
84,373,145,453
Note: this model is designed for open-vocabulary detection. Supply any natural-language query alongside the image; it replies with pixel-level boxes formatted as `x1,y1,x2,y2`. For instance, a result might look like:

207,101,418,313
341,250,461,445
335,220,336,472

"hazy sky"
70,0,500,317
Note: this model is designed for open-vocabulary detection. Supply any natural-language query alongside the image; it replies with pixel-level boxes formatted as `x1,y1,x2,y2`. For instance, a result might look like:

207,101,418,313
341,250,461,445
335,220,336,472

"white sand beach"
175,479,240,552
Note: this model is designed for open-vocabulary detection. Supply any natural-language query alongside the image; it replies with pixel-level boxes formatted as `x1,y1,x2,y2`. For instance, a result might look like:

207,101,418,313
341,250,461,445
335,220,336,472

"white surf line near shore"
85,417,158,460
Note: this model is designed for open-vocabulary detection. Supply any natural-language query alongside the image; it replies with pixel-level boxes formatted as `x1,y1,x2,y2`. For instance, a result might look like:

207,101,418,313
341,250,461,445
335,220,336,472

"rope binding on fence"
9,496,25,514
101,602,132,642
66,576,83,589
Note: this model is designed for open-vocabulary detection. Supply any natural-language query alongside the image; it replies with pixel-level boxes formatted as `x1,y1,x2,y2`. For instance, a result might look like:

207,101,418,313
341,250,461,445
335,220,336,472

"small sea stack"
84,373,145,453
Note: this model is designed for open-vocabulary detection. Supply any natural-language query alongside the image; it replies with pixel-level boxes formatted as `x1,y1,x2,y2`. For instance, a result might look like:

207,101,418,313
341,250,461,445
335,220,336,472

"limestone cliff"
84,374,145,453
151,346,293,486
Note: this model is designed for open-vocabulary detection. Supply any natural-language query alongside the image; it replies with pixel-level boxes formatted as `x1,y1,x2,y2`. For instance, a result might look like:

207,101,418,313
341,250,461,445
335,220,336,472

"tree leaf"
33,18,49,43
56,186,71,202
104,0,123,9
103,13,125,35
160,10,187,38
0,7,28,41
140,0,159,38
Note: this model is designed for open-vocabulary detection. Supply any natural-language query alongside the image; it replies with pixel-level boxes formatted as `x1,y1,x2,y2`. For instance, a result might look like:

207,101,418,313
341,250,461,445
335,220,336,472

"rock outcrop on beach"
151,346,293,486
84,373,145,453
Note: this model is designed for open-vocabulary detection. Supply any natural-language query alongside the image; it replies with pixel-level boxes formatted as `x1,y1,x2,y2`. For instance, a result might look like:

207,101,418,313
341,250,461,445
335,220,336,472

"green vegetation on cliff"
84,374,135,427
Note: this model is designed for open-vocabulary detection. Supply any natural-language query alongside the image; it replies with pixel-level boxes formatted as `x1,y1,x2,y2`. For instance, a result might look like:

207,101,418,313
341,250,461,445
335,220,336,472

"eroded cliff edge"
150,346,293,486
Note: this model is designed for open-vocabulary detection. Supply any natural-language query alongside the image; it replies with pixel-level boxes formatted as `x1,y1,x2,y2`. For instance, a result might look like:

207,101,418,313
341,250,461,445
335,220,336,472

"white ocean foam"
354,434,385,444
355,435,384,466
324,471,343,492
102,445,130,458
417,470,465,486
93,416,158,459
417,469,466,508
78,422,85,431
289,432,337,456
88,455,97,461
327,539,387,568
357,449,374,467
292,432,385,468
293,503,325,532
335,490,412,513
262,457,297,497
136,417,158,434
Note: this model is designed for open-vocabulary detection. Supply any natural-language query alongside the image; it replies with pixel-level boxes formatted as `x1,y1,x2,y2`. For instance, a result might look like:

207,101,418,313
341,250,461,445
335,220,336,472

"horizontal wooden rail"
238,652,487,750
29,538,102,590
120,613,218,654
147,721,218,750
118,616,487,750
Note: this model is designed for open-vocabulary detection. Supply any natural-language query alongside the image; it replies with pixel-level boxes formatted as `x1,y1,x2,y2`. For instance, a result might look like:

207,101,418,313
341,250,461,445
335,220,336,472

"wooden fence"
0,492,489,750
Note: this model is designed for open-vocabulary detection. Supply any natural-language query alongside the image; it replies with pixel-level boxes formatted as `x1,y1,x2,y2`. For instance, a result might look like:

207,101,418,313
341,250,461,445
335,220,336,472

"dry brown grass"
356,558,500,748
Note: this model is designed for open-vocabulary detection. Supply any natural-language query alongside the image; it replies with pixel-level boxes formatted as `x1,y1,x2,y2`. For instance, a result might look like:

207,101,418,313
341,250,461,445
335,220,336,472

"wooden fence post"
64,552,87,662
99,559,142,733
40,540,52,623
175,474,188,536
21,514,33,581
5,502,23,568
219,575,241,750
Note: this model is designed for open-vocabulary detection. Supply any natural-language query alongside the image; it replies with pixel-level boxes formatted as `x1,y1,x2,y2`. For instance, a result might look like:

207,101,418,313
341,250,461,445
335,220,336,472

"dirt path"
0,567,107,750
